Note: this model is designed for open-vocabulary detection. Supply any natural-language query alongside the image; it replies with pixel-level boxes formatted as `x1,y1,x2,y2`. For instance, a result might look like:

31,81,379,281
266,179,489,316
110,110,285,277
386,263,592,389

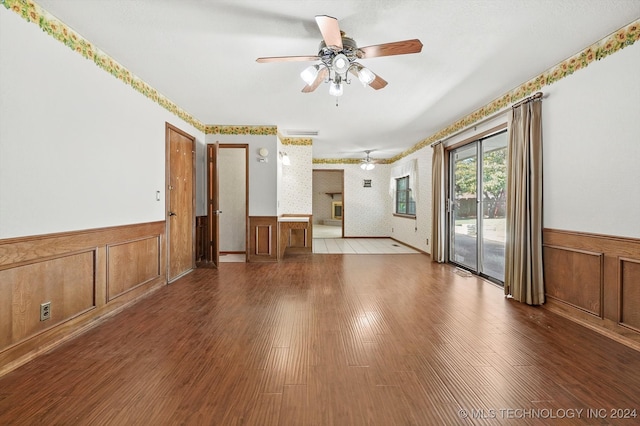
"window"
395,176,416,216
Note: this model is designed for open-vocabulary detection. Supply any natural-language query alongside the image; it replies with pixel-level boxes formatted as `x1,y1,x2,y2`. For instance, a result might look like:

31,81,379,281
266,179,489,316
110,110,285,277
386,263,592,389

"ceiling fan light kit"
360,150,376,170
257,15,422,103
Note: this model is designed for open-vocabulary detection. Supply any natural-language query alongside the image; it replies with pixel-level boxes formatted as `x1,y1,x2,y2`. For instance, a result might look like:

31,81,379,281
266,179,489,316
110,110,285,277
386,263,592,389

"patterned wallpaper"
278,143,313,215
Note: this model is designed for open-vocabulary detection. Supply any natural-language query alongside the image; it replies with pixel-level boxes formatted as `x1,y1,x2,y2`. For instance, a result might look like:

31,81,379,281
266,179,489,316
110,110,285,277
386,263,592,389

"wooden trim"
544,228,640,247
618,257,640,333
0,222,166,376
390,237,429,255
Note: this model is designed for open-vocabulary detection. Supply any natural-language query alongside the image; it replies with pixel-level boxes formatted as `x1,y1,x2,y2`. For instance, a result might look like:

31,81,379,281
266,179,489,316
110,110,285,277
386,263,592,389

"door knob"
169,211,177,216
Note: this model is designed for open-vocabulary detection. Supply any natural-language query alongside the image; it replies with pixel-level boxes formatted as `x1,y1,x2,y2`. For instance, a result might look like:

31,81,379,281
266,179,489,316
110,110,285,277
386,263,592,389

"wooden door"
207,143,220,267
166,123,195,282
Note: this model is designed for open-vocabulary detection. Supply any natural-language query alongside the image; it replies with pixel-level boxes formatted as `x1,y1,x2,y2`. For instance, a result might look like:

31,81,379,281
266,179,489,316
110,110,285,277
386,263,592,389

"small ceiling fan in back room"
256,15,423,104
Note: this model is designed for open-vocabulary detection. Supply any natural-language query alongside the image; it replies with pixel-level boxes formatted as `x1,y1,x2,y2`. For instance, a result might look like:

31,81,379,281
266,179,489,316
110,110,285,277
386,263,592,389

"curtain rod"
511,91,543,108
430,91,545,148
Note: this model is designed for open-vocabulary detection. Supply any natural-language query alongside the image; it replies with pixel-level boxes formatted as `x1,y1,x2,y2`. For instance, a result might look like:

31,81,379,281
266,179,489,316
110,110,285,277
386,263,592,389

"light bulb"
357,67,375,86
329,82,343,97
332,53,349,74
300,65,319,85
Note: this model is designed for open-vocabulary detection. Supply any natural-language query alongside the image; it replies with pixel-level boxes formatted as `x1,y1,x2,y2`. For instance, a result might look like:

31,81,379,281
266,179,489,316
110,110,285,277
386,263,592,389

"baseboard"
543,298,640,352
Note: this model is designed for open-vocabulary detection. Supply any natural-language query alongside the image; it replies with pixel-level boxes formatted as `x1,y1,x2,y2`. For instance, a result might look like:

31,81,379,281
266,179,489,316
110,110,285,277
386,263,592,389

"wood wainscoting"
543,228,640,348
0,222,166,376
248,216,278,262
195,215,208,263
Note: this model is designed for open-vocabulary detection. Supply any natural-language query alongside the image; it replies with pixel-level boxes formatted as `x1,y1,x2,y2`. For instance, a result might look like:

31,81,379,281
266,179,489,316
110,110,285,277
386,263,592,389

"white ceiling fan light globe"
332,53,350,74
329,82,343,97
300,65,319,85
357,67,375,86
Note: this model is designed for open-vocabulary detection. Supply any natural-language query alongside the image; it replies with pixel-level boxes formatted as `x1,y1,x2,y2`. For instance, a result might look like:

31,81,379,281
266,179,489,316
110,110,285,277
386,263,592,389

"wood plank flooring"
1,254,640,425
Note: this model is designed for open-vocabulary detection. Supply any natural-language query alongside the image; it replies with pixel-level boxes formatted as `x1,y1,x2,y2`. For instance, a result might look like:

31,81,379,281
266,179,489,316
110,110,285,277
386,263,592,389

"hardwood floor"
1,253,639,425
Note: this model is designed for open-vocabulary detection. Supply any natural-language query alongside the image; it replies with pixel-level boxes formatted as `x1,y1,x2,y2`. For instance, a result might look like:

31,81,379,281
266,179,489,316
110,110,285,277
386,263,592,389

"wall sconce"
279,151,291,166
257,147,269,163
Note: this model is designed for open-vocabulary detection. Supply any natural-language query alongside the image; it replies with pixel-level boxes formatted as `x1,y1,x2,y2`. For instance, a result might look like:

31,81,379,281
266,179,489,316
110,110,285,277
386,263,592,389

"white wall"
203,134,278,217
0,10,204,239
543,41,640,238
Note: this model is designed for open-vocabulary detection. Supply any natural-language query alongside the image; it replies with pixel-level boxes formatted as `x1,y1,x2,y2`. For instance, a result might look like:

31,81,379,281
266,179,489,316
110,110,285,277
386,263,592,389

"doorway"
449,129,507,283
312,170,344,239
206,143,248,265
166,123,195,282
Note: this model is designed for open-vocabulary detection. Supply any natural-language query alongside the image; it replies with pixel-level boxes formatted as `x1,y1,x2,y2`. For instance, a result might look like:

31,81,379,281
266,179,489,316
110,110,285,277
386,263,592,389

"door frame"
312,169,345,238
446,124,507,283
207,143,249,264
165,122,196,282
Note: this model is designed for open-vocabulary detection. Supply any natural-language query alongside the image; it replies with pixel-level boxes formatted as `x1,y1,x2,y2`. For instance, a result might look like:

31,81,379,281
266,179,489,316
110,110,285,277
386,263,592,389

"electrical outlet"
40,302,51,321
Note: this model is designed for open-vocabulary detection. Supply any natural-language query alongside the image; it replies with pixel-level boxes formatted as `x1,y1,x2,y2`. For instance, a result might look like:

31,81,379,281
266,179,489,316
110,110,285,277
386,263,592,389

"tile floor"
312,238,420,254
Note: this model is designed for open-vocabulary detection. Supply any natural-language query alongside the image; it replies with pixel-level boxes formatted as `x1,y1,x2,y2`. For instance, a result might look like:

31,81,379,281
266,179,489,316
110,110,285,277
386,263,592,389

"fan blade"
315,15,343,50
369,74,388,90
302,67,329,93
349,67,388,90
358,39,423,58
256,55,319,63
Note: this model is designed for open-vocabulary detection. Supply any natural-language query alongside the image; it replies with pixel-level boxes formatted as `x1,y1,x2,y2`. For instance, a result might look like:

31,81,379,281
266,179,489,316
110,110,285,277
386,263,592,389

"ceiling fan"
360,150,376,170
256,15,423,98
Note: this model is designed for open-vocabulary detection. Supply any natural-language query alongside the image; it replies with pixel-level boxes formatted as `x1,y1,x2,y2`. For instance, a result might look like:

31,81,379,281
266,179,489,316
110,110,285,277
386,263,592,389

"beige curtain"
504,99,544,305
431,143,446,262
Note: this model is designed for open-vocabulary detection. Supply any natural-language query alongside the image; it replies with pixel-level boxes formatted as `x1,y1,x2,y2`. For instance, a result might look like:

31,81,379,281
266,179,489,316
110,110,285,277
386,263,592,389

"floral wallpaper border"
2,0,278,136
205,125,277,136
2,0,208,132
313,158,392,165
279,135,313,146
4,1,638,152
390,18,640,162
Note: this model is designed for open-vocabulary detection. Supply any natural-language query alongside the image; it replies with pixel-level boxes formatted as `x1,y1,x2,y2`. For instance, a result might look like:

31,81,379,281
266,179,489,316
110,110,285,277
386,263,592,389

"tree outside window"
395,176,415,216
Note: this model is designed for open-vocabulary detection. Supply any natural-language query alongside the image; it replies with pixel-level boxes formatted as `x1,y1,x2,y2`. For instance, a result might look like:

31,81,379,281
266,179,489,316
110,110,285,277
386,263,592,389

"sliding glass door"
449,130,507,283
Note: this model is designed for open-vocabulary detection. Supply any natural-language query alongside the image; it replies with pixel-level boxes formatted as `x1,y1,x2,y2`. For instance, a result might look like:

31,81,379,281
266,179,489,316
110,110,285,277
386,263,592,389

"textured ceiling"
34,0,640,160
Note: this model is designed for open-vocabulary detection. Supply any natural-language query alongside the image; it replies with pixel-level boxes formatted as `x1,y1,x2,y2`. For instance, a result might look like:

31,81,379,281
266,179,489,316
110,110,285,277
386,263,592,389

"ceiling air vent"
284,130,319,137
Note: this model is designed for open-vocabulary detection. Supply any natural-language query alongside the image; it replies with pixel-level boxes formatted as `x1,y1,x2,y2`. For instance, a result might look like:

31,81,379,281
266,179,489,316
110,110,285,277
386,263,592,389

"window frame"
394,175,416,218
